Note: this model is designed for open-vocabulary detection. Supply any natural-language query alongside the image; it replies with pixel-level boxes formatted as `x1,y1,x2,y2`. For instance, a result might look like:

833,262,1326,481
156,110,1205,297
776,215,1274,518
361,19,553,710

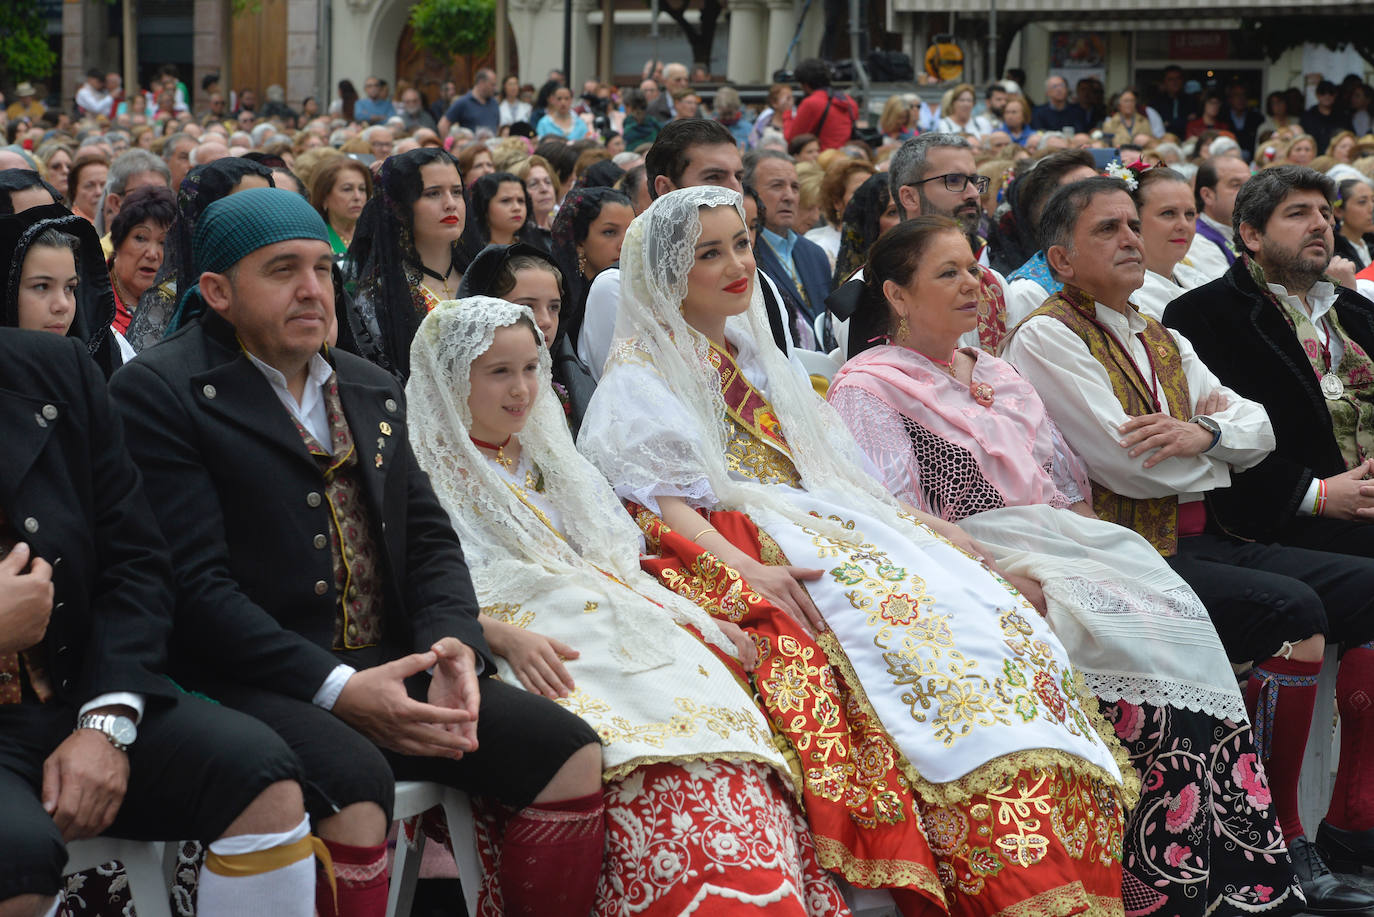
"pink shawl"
829,344,1087,510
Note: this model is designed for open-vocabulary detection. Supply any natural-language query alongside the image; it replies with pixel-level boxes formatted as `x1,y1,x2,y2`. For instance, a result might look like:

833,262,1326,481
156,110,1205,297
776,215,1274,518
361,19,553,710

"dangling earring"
894,314,909,342
577,249,588,277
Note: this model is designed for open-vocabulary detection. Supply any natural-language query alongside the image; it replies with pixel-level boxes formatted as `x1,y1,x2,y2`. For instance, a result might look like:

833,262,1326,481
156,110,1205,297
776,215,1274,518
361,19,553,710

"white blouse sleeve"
577,359,719,516
827,386,926,509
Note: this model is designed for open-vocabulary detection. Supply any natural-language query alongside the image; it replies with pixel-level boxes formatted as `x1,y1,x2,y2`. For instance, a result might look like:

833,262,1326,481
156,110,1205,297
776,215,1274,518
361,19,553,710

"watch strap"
77,712,131,751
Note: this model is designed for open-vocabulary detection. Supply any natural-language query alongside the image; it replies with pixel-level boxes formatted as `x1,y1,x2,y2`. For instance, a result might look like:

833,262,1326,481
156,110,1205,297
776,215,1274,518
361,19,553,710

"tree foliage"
409,0,497,60
1241,18,1374,67
0,0,58,85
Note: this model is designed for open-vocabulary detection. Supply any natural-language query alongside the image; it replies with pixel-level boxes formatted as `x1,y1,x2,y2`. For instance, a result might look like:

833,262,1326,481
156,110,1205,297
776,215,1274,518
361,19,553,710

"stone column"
61,1,86,112
726,0,767,84
569,0,597,86
192,0,228,112
285,0,318,108
765,0,796,79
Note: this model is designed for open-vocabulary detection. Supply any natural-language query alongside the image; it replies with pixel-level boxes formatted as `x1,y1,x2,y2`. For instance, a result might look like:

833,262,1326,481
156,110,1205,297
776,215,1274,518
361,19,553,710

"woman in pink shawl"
828,216,1301,917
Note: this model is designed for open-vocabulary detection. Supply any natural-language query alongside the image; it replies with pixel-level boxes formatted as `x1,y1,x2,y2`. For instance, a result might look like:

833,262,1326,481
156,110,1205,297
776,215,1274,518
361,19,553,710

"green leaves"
0,0,57,85
408,0,497,59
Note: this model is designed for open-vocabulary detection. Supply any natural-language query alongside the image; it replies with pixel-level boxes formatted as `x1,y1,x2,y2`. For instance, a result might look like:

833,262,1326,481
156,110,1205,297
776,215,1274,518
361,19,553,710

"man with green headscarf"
111,188,605,916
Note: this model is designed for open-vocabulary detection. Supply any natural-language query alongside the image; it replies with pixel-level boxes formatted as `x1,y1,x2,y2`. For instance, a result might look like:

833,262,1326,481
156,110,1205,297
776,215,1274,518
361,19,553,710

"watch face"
110,717,137,746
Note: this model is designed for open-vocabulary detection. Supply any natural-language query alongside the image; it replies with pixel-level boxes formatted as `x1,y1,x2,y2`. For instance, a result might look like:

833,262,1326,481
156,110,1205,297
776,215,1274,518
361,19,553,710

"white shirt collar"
1094,300,1149,334
1265,280,1338,324
246,350,334,404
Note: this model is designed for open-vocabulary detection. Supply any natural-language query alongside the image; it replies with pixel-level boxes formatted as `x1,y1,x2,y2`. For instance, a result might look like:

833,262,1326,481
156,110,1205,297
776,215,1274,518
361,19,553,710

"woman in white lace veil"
407,295,851,916
826,217,1300,916
580,186,1137,917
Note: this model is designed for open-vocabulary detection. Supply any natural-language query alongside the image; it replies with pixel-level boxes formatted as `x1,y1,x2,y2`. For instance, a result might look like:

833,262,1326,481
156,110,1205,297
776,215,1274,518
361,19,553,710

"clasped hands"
334,637,480,759
1117,390,1230,469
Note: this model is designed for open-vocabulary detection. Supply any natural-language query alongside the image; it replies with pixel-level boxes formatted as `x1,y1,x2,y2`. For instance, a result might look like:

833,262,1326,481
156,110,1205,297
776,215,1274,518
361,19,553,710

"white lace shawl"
405,296,735,672
577,186,933,547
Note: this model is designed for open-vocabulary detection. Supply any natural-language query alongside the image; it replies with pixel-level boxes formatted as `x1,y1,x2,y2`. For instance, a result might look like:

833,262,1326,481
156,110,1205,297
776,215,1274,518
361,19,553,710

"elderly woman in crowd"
124,156,275,351
309,154,372,261
828,215,1301,917
106,183,175,344
406,295,850,916
804,159,874,267
581,186,1134,917
347,147,467,379
67,151,109,224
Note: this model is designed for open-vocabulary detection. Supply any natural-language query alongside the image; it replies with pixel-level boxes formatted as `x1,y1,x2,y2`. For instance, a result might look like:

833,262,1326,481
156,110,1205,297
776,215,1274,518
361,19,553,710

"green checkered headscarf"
167,187,331,334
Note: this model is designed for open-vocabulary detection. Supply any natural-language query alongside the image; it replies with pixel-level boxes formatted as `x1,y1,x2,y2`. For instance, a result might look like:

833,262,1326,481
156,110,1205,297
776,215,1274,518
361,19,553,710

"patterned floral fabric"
1101,701,1303,917
471,761,854,916
290,377,385,649
1021,286,1192,555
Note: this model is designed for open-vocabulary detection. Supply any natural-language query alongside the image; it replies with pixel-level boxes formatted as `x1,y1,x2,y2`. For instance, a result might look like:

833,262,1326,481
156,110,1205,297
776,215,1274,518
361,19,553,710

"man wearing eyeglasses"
354,76,396,125
888,133,1010,352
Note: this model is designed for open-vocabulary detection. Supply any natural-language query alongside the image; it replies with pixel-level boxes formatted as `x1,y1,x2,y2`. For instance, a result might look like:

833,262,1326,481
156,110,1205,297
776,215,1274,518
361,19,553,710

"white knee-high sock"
196,815,316,917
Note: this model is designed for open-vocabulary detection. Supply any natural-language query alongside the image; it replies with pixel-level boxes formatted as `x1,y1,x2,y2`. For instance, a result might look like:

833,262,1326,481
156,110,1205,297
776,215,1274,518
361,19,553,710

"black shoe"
1319,820,1374,874
1289,835,1374,915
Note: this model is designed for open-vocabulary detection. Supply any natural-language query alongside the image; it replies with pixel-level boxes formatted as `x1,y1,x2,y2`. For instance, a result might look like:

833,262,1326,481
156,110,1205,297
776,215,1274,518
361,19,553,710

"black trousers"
1166,530,1374,664
0,693,303,899
198,675,601,826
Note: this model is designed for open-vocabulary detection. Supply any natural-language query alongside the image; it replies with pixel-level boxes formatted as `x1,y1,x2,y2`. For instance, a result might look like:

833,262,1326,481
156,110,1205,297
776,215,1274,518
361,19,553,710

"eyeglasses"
908,172,990,194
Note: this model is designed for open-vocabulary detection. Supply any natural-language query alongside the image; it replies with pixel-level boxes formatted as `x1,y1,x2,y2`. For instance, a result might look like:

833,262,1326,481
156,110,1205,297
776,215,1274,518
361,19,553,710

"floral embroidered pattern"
557,689,775,750
480,602,536,629
725,418,804,487
919,764,1125,912
1101,700,1302,916
804,515,1091,748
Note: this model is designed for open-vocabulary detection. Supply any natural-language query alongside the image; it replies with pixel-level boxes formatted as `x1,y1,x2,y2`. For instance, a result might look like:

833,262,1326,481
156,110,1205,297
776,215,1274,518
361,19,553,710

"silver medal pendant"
1321,372,1345,400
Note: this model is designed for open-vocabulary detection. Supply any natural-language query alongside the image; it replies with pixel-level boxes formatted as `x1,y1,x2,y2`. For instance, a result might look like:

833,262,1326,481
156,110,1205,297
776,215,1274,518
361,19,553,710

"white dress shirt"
247,350,356,708
1002,300,1274,505
1184,213,1235,283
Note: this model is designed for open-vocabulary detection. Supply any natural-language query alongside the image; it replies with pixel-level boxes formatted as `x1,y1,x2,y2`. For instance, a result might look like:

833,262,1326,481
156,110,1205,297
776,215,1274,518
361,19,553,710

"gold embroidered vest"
709,343,803,488
292,378,387,650
1021,286,1192,556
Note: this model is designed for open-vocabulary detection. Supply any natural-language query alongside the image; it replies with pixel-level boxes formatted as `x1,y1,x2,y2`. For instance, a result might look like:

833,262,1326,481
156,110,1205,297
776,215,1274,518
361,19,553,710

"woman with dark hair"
331,79,359,123
346,147,467,380
460,171,543,261
786,133,819,163
831,172,899,287
309,155,373,261
0,202,120,376
548,186,633,347
0,169,62,214
123,156,276,352
531,79,562,127
1186,90,1227,139
827,216,1300,917
1335,177,1374,271
107,183,176,341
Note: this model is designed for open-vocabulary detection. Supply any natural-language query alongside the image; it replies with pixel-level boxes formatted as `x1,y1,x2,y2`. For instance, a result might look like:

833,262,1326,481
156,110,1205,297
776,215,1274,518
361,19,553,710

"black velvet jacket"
1164,258,1374,540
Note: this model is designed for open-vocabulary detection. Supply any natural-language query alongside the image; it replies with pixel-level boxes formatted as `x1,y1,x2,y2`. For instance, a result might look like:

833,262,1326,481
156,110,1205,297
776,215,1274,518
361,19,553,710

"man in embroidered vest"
1003,176,1374,916
0,329,317,917
110,188,605,917
1166,165,1374,873
1184,154,1251,282
889,133,1011,352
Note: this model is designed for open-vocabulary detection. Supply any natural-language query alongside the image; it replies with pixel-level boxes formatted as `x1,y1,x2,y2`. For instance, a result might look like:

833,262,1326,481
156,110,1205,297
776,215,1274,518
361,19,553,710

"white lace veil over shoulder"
406,295,734,672
582,185,923,542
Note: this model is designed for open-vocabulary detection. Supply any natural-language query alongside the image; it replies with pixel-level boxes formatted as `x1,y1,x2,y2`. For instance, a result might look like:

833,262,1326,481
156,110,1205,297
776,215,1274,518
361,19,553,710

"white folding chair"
64,838,173,917
795,347,841,384
385,781,480,917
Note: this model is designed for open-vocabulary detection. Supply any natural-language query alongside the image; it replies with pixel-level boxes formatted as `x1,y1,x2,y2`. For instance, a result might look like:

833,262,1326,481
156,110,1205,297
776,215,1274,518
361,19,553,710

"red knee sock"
1328,643,1374,831
1246,656,1321,841
317,838,388,917
499,791,605,917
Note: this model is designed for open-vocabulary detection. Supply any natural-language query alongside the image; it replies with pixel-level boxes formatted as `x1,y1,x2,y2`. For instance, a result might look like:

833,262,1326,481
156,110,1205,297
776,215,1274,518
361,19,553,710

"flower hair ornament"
1103,158,1151,191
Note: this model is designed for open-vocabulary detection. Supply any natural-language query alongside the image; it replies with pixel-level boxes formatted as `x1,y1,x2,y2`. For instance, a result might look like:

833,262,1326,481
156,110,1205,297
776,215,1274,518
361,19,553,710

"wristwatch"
76,713,138,751
1192,415,1222,453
